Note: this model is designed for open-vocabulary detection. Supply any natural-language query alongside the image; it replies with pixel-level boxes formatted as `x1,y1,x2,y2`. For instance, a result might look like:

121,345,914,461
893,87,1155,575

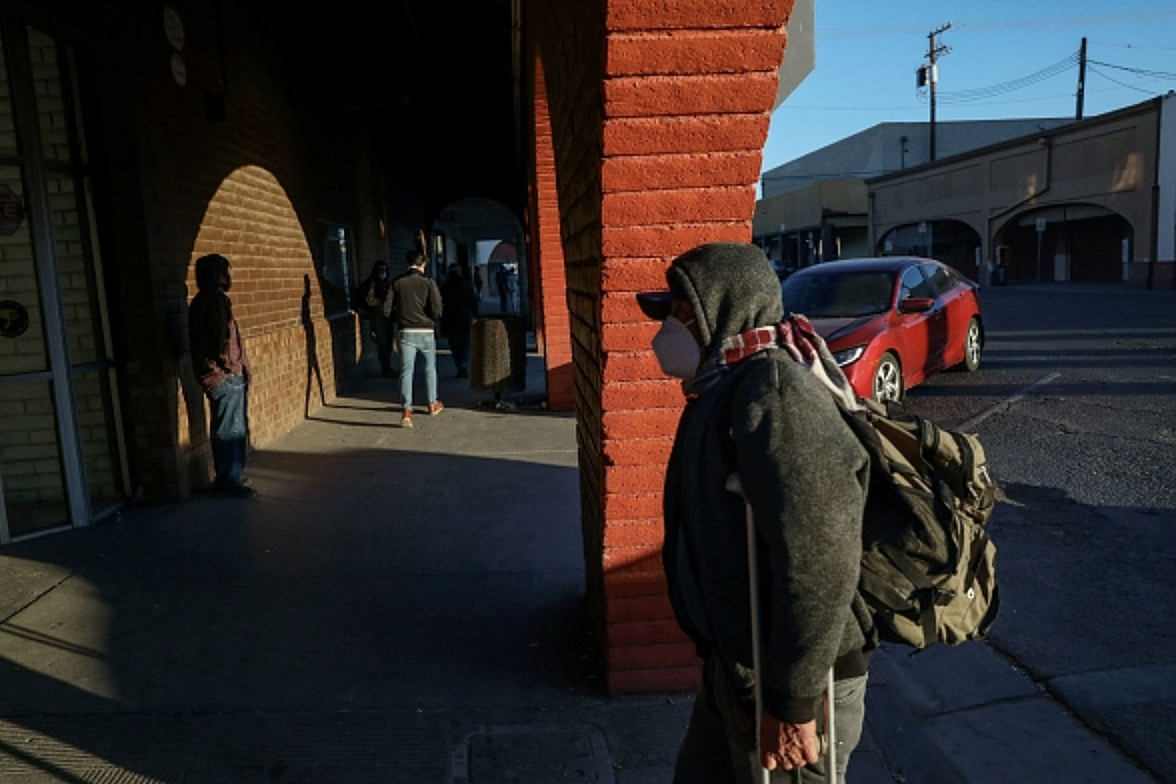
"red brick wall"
530,0,795,694
524,0,610,685
527,58,576,413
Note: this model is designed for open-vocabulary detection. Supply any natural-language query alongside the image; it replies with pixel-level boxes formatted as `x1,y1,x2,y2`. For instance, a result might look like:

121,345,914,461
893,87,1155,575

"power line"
1086,59,1176,80
1087,64,1166,95
926,51,1080,105
912,47,1174,109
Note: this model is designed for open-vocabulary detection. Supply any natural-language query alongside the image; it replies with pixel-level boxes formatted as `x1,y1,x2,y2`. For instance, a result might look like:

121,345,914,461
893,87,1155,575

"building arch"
877,219,983,275
432,196,526,316
993,203,1133,284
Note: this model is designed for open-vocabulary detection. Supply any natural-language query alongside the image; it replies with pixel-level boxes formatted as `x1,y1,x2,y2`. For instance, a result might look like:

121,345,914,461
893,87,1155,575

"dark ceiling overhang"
272,0,522,222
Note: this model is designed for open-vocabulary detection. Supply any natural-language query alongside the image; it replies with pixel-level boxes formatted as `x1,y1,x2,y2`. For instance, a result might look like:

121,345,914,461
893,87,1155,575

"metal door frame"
0,15,121,543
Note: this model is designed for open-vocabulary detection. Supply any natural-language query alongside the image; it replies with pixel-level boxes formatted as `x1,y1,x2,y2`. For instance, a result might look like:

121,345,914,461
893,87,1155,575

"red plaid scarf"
715,314,823,368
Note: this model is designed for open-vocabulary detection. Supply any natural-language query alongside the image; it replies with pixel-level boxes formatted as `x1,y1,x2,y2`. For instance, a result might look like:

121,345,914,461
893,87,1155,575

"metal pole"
734,474,771,784
1036,231,1043,285
926,24,951,162
731,472,838,783
1076,38,1087,120
826,668,838,783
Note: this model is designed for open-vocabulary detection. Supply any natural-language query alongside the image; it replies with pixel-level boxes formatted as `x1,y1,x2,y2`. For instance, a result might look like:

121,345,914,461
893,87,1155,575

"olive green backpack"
734,314,1001,650
841,396,1001,649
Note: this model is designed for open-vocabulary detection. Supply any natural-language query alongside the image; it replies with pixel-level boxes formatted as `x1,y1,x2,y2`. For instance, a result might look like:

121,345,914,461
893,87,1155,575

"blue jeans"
208,374,249,488
674,655,868,784
398,330,437,410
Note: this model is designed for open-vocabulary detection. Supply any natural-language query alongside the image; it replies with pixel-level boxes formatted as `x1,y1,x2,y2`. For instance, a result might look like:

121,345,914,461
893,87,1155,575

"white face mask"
652,317,701,380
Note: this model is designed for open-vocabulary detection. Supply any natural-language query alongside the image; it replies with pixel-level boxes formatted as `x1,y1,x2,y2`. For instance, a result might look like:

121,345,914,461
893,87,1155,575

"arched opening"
877,219,982,276
994,204,1132,284
432,196,526,321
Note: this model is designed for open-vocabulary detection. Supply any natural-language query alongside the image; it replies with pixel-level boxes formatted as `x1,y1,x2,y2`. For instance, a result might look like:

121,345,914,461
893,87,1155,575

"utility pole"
1076,37,1087,120
922,24,951,161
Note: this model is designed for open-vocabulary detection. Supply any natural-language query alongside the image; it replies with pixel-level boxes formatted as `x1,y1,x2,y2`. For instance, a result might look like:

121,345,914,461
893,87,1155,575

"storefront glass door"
0,21,126,543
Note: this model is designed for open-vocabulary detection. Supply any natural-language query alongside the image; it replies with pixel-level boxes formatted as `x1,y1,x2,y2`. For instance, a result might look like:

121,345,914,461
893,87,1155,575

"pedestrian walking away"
188,253,257,499
439,263,479,378
504,263,520,313
636,242,874,783
389,246,444,427
495,263,510,313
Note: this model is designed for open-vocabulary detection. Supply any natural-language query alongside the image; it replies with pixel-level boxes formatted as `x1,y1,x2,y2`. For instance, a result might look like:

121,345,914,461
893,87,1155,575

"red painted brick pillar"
596,0,795,695
528,58,576,413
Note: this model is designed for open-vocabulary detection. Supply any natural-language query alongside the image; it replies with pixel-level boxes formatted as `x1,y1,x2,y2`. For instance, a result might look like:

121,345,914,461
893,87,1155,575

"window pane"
0,27,18,156
0,166,48,373
28,28,69,163
319,223,353,316
47,171,104,364
0,378,68,538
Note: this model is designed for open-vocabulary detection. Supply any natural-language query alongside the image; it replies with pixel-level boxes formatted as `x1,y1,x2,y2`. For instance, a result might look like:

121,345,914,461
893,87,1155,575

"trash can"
470,316,526,397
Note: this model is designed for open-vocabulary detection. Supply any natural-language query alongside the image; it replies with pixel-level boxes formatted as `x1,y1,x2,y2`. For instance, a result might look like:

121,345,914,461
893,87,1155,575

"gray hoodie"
660,243,873,724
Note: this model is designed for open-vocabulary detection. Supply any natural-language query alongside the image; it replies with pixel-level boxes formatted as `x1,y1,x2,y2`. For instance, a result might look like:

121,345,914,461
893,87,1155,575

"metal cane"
728,473,771,784
729,474,838,784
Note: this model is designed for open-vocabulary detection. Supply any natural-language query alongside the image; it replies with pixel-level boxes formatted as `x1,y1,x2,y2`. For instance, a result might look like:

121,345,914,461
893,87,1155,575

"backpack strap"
875,542,948,648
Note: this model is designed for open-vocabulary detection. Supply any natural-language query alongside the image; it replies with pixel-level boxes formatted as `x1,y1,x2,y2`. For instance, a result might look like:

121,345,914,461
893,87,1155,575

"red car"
781,257,984,403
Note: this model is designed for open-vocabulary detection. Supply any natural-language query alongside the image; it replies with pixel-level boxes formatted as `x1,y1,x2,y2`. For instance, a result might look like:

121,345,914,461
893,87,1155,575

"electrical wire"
914,49,1174,108
1086,59,1176,80
919,51,1081,105
1086,64,1166,95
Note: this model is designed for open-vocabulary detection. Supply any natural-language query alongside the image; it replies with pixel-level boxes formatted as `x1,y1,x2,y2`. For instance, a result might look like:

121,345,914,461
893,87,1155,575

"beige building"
755,95,1176,289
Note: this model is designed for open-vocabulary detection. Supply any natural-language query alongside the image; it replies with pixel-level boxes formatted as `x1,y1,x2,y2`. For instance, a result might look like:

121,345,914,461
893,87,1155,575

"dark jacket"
387,268,443,329
354,265,391,318
188,254,250,395
660,243,872,725
440,271,479,332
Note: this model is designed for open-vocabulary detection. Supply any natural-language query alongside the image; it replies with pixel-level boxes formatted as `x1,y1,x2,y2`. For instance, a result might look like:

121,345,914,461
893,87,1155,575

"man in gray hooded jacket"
637,243,874,783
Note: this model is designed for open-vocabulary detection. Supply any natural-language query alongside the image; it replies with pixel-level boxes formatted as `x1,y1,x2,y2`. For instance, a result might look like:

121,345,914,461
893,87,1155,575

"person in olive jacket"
637,243,873,783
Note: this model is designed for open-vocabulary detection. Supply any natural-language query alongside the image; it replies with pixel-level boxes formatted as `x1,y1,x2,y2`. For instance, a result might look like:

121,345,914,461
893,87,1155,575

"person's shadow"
302,274,326,416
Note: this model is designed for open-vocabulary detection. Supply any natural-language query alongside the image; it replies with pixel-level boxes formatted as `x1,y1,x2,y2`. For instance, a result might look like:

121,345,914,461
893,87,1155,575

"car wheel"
961,317,982,372
872,352,903,403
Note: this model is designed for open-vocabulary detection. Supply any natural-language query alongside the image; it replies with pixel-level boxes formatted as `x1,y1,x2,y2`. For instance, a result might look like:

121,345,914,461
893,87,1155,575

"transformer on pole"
921,24,951,161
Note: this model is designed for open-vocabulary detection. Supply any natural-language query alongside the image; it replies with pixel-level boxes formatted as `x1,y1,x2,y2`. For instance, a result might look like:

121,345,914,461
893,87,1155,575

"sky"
761,0,1176,174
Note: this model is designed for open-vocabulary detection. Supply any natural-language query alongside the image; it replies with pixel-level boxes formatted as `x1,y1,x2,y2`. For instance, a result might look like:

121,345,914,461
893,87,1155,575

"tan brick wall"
530,0,794,694
100,5,377,499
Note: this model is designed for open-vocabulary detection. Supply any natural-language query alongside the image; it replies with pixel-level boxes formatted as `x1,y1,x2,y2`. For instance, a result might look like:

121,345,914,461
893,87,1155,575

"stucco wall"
869,100,1163,285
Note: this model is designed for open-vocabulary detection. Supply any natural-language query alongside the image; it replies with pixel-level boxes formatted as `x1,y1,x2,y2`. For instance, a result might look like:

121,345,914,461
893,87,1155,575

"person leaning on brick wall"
188,253,257,499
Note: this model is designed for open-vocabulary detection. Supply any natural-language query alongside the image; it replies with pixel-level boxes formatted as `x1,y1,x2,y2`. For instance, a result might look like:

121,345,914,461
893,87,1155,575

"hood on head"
195,254,230,292
665,243,783,355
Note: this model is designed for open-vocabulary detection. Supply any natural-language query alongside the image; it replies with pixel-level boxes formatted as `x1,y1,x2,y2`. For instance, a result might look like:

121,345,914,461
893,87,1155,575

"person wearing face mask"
189,253,255,499
354,260,395,377
637,242,873,783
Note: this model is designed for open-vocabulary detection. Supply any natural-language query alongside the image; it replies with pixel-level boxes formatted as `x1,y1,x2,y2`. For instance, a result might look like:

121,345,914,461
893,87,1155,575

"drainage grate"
455,725,614,783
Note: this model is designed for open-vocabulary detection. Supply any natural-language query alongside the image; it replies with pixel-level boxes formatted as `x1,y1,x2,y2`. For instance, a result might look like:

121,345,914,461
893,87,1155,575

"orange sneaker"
401,409,414,427
427,401,444,416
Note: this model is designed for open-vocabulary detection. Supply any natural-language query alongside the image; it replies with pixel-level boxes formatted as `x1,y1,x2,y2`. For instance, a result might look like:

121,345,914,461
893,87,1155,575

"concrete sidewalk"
0,352,1159,782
